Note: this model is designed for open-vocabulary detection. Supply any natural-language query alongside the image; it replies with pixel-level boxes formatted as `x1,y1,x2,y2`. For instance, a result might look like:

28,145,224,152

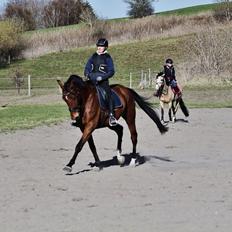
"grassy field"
157,3,218,16
1,2,231,132
1,86,232,133
0,104,69,132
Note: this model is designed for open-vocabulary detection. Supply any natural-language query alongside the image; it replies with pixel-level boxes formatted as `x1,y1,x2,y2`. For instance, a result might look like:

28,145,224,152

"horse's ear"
57,79,64,90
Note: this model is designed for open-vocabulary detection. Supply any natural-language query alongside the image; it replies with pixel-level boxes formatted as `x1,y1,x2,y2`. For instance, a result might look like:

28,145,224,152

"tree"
43,0,96,28
4,0,36,30
124,0,155,18
0,19,24,65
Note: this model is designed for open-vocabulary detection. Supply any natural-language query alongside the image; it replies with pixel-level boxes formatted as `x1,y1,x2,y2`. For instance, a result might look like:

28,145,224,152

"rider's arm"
84,56,94,78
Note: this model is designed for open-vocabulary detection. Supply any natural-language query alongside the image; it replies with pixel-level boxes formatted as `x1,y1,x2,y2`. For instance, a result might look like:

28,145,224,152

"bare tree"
4,0,36,30
43,0,96,28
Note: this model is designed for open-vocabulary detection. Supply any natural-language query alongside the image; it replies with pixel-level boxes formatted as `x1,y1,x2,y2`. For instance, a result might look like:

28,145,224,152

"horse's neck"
81,86,98,107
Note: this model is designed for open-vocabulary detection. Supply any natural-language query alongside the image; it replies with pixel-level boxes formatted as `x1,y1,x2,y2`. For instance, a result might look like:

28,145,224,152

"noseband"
63,90,81,113
69,106,80,113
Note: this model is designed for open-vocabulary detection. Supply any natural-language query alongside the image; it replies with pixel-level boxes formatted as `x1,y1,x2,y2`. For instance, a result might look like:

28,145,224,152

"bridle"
62,89,81,113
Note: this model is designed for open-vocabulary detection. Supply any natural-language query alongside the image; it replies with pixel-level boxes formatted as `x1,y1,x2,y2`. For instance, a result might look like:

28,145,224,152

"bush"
213,1,232,22
184,26,232,81
0,19,25,66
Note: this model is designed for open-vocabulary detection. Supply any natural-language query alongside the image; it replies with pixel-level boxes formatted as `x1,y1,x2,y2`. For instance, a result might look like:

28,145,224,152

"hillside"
0,3,231,88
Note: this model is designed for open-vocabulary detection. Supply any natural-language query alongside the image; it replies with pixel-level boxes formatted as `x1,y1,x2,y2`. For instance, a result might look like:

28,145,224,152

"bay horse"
155,75,189,123
57,74,168,172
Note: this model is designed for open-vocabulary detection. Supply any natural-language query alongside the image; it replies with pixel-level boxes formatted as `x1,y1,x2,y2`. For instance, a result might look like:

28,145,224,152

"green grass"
0,35,186,82
157,3,218,16
0,104,69,132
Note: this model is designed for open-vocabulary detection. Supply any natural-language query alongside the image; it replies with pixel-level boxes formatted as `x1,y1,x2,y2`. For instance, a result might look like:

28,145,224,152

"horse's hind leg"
109,124,123,153
123,112,137,155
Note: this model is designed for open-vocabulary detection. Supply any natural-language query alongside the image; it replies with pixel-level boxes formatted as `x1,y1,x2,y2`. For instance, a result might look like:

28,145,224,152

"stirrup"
109,115,118,127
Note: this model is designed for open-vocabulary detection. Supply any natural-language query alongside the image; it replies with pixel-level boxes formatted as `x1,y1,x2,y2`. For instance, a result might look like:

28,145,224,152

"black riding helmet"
165,58,173,64
96,38,108,47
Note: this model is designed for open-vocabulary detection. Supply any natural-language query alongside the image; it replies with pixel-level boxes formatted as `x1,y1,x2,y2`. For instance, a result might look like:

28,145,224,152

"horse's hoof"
63,166,72,172
117,155,125,165
129,158,137,167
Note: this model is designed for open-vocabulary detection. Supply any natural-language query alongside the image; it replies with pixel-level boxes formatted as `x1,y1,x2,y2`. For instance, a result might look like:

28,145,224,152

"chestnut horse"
57,75,168,172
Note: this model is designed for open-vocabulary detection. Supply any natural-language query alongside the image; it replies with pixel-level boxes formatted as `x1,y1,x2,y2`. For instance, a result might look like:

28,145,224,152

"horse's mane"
64,74,85,91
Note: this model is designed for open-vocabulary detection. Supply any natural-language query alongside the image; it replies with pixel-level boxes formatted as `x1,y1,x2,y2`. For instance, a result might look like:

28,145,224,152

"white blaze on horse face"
156,76,164,89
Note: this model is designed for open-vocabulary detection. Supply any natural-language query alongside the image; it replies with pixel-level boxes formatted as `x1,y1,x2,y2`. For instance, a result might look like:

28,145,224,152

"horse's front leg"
171,100,176,123
160,101,164,123
87,135,101,165
168,102,173,122
64,127,93,172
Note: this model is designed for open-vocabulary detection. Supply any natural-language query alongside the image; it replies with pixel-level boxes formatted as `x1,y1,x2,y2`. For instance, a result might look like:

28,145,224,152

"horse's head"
57,75,85,120
155,75,164,90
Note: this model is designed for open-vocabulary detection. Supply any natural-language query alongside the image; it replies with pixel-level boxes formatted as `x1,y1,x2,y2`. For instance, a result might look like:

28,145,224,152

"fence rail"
0,69,157,96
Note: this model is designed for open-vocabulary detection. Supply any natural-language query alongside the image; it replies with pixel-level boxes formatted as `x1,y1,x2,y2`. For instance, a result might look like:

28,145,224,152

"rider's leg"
99,81,118,126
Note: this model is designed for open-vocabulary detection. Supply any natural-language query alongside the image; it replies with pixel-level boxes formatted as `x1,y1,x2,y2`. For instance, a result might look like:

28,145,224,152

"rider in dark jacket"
155,58,181,97
84,38,118,126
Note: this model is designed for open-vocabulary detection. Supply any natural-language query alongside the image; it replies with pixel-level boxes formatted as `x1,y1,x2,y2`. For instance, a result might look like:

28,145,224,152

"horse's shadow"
66,153,174,175
175,118,189,123
162,118,189,125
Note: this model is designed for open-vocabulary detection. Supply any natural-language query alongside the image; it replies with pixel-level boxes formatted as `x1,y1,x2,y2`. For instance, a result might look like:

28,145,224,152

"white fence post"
148,68,151,87
129,72,132,88
28,75,31,96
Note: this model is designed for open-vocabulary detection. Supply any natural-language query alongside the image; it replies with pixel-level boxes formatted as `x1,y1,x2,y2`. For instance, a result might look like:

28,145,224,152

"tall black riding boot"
108,96,118,127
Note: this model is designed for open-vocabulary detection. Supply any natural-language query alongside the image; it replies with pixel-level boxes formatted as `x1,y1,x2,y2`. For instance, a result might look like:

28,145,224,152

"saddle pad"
96,85,122,110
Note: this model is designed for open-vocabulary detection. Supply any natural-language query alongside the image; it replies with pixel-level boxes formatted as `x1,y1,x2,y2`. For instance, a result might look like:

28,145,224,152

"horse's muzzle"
69,108,80,120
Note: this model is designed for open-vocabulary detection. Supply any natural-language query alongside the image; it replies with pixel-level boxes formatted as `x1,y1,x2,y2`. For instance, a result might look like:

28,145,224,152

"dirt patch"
0,108,232,232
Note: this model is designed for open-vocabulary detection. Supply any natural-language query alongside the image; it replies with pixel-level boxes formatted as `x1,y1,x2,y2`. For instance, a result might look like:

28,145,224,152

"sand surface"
0,108,232,232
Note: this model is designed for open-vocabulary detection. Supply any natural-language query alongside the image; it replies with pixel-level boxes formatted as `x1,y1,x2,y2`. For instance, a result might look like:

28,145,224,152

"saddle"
96,85,122,110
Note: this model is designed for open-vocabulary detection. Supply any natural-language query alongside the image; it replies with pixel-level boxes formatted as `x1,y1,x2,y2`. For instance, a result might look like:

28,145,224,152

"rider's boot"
172,85,182,98
108,97,118,127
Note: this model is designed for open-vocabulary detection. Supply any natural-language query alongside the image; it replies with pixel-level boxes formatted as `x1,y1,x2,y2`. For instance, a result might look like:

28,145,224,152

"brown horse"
155,75,189,123
57,74,168,172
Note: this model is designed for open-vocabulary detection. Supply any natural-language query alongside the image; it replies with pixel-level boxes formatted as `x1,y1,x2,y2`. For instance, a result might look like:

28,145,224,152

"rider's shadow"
66,153,174,175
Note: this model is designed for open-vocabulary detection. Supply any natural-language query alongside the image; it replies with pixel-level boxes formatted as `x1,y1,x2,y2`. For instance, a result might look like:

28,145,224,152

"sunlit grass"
0,104,69,132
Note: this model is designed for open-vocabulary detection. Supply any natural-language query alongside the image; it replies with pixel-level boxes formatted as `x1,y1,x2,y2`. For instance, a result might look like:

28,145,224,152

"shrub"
213,0,232,22
184,26,232,81
0,19,25,66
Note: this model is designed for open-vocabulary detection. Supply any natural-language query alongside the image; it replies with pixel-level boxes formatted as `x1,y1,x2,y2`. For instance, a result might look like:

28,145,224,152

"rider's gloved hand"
96,76,102,82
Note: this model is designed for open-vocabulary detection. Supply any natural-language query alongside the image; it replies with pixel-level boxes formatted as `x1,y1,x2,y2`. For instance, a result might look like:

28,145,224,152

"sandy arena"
0,108,232,232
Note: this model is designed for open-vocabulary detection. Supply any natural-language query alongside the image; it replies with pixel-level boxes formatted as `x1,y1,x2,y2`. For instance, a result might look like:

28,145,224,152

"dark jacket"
84,52,115,85
157,65,176,86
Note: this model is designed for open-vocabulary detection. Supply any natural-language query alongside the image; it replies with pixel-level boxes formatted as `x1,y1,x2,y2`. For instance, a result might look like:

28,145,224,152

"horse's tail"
178,97,189,117
129,88,168,134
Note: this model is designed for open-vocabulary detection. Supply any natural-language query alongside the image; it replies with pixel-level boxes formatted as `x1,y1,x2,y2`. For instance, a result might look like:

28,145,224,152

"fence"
0,69,157,96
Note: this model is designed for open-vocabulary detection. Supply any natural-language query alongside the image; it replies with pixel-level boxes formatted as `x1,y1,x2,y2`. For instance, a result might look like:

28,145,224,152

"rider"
154,58,181,97
84,38,118,126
